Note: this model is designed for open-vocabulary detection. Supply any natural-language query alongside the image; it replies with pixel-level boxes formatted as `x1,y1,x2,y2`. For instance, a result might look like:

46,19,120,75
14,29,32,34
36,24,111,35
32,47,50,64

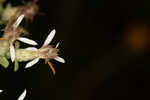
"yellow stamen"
55,42,60,48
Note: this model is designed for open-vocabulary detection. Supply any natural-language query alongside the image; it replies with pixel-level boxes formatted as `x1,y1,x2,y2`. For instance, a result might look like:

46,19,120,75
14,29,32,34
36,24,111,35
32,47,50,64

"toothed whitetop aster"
9,14,38,62
25,29,65,75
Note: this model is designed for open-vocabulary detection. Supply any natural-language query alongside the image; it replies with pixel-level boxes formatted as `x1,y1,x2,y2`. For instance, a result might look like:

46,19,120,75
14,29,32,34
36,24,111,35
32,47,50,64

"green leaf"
14,60,19,72
15,41,20,49
0,56,9,68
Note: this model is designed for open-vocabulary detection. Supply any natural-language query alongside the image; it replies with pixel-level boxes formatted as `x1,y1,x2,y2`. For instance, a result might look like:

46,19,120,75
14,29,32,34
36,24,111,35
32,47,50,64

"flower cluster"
0,0,65,99
1,0,39,23
3,15,38,62
0,14,65,74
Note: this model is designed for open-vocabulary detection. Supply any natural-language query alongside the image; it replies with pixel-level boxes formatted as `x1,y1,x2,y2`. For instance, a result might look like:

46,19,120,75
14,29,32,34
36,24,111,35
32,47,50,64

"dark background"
0,0,150,99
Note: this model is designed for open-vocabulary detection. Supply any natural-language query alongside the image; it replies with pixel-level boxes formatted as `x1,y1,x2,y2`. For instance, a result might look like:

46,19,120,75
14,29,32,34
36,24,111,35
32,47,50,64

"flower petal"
25,47,38,51
54,56,65,63
10,44,15,62
25,58,40,68
18,89,27,100
13,14,24,29
17,37,38,45
42,29,56,47
0,90,3,93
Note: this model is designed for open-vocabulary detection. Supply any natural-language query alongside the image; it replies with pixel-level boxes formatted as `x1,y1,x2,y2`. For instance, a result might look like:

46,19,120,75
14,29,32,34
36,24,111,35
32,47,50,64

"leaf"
15,41,20,49
14,60,19,72
0,56,9,68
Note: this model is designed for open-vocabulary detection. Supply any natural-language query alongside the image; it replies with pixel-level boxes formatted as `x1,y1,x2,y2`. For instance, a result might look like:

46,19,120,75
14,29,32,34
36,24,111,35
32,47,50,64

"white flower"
9,14,38,62
25,29,65,75
18,89,27,100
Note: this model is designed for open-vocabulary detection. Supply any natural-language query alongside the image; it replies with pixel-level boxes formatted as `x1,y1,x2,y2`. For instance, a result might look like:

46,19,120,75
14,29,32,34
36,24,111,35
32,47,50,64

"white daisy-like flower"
18,89,27,100
25,29,65,75
6,14,38,62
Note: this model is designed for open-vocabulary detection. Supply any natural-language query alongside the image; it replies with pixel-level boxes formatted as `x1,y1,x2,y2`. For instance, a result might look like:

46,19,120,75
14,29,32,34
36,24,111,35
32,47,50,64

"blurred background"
0,0,150,99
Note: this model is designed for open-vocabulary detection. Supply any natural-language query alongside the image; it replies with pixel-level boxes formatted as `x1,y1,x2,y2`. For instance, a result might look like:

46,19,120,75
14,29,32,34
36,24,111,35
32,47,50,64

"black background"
0,0,150,100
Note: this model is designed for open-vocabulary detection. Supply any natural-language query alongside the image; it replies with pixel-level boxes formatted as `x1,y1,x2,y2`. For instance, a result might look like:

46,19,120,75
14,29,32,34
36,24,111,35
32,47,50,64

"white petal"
0,90,3,93
25,47,38,51
17,37,38,45
13,14,24,29
10,44,15,62
18,89,27,100
25,58,40,68
54,56,65,63
42,29,56,47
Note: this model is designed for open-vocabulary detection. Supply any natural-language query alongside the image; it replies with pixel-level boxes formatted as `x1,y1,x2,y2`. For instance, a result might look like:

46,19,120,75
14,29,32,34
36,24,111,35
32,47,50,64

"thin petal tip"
52,29,56,33
54,56,65,63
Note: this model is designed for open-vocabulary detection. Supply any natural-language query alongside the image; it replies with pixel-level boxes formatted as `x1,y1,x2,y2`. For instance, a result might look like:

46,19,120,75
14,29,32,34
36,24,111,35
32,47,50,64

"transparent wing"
25,58,40,68
54,56,65,63
42,29,56,47
25,47,38,51
18,89,27,100
10,44,15,62
13,15,24,29
17,37,38,45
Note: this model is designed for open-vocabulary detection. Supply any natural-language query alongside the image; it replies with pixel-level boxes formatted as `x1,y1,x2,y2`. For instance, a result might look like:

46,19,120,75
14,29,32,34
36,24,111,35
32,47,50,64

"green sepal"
0,56,9,68
14,59,19,72
19,26,29,36
15,41,20,49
